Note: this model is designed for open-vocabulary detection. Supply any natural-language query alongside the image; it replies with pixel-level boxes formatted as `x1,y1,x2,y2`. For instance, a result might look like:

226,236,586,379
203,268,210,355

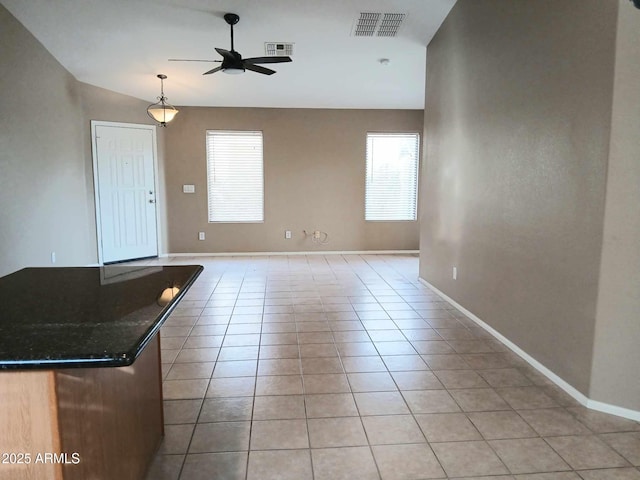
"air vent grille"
352,12,405,37
353,12,381,37
265,42,294,56
377,13,405,37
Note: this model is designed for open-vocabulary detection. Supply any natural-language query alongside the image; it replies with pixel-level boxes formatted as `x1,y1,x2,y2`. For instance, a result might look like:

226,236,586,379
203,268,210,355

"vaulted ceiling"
2,0,455,109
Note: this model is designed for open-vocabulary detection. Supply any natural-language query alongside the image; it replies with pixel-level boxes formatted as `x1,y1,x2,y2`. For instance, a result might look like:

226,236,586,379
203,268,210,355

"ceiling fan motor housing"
224,13,240,25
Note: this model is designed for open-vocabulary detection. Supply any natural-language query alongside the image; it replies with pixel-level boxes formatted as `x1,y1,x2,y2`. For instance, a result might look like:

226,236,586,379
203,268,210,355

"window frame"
364,131,420,222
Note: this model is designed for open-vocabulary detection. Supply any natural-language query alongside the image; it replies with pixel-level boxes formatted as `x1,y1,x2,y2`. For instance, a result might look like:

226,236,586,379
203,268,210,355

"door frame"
90,120,161,265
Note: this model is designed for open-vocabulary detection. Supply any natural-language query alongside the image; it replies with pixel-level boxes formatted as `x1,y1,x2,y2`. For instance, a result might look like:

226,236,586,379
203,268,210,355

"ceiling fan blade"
243,62,276,75
169,58,221,63
243,56,292,64
203,66,223,75
215,48,235,61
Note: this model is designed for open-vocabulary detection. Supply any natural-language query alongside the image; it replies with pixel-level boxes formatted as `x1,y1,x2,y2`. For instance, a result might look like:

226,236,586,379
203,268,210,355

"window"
365,133,420,221
206,130,264,223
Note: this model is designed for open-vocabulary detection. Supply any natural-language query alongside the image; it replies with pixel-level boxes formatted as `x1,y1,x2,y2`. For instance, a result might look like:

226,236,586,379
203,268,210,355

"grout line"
151,255,639,480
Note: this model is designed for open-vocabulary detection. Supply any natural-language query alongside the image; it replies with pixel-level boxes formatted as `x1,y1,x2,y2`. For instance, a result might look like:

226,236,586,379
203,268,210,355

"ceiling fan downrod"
224,13,240,51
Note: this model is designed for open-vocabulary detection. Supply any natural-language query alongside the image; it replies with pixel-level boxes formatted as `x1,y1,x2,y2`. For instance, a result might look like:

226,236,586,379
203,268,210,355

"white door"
92,122,158,264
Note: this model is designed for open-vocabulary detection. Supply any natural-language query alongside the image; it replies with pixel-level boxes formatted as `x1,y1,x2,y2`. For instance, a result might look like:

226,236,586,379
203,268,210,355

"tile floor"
141,254,640,480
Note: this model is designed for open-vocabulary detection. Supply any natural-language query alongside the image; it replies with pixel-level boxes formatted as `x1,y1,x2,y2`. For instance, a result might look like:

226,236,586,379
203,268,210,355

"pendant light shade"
147,74,178,126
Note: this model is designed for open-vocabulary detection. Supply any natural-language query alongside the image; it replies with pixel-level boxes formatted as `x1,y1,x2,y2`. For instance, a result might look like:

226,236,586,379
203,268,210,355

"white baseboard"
168,250,419,257
418,277,640,422
586,398,640,422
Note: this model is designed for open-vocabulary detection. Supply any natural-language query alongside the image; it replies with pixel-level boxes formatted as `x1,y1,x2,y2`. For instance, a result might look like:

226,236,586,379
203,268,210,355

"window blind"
365,133,420,221
206,130,264,223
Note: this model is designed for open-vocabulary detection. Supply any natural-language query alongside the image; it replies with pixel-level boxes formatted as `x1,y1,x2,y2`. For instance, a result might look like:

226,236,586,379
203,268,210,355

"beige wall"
0,4,89,276
420,0,618,395
165,107,422,253
0,5,163,276
590,0,640,411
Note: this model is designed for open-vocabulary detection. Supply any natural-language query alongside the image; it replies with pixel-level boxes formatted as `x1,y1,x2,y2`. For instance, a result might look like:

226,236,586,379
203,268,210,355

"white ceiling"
2,0,455,109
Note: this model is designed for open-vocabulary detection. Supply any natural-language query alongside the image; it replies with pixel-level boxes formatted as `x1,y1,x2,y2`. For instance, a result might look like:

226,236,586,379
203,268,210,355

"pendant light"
147,74,178,126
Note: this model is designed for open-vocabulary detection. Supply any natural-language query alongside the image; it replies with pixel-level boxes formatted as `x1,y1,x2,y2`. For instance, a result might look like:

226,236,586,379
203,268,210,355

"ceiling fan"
169,13,292,76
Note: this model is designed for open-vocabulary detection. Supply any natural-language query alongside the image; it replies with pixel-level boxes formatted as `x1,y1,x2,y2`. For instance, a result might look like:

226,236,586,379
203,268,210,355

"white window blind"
365,133,420,221
206,130,264,223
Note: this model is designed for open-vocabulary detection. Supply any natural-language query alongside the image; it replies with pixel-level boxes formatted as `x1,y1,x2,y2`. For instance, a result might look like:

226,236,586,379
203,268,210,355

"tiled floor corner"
141,254,640,480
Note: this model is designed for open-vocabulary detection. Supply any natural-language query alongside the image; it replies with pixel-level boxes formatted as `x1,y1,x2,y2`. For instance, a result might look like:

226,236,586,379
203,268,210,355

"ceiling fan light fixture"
147,74,178,127
222,67,245,75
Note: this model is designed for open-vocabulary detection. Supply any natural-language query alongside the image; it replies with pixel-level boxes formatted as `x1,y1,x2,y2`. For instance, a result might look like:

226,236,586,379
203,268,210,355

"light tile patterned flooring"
142,254,640,480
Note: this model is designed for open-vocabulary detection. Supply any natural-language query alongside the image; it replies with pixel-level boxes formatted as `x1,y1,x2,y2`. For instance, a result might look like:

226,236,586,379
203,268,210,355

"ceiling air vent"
265,42,294,56
352,12,405,37
353,12,381,37
377,13,405,37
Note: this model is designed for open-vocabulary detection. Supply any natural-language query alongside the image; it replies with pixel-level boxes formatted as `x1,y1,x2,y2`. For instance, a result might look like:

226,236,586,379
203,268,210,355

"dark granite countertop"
0,264,203,370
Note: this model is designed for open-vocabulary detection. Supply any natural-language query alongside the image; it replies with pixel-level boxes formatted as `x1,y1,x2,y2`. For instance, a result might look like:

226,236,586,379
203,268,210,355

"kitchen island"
0,264,202,480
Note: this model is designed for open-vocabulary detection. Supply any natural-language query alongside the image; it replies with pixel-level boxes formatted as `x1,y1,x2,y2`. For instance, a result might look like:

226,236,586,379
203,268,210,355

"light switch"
183,184,195,193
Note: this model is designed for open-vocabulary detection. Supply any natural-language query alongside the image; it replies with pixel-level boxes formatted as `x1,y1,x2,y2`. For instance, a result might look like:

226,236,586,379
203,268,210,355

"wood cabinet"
0,335,163,480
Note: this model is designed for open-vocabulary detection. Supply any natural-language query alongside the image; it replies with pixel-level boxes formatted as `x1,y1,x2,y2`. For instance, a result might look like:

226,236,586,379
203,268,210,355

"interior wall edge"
588,0,640,413
418,277,640,423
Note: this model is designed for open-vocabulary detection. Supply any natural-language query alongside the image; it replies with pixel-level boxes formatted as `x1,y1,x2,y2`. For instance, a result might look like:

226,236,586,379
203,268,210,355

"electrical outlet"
453,266,457,280
285,230,292,239
198,232,205,241
313,230,321,240
51,251,56,264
